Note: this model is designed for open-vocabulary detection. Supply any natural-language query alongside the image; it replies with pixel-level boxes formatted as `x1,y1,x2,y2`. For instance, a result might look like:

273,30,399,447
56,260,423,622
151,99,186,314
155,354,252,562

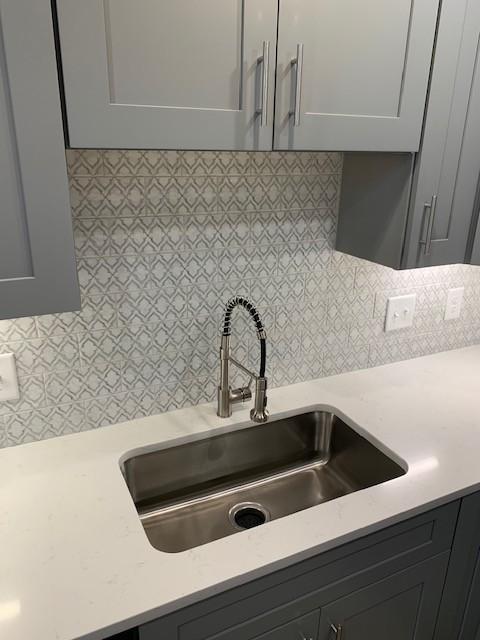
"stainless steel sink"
122,410,405,553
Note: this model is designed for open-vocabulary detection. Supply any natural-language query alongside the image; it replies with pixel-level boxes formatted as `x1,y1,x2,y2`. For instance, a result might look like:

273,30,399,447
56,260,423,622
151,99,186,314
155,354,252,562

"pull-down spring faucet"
217,297,268,423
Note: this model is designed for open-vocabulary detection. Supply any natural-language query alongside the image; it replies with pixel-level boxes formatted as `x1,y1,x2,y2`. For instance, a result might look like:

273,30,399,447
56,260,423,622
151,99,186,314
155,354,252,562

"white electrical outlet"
385,294,417,332
0,354,20,402
445,287,464,320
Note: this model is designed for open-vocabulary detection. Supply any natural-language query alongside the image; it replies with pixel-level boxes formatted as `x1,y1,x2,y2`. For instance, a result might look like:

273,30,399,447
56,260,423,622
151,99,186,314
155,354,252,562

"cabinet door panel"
0,0,79,320
104,1,242,111
318,554,449,640
57,0,277,150
274,0,439,151
0,68,31,280
404,0,480,267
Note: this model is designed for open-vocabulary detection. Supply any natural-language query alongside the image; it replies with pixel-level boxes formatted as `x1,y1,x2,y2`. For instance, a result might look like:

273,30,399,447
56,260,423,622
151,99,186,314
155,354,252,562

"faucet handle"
250,377,268,423
230,386,253,405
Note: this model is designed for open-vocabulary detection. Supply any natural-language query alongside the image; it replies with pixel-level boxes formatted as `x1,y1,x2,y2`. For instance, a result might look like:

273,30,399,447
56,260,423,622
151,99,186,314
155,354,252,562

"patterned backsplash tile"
1,150,480,447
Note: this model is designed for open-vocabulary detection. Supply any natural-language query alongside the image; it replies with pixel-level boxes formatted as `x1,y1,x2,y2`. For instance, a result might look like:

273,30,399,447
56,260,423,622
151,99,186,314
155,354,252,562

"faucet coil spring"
217,297,268,422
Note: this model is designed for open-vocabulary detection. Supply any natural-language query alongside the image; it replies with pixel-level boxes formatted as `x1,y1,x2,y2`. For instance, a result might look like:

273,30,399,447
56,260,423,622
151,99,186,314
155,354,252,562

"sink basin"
121,410,405,553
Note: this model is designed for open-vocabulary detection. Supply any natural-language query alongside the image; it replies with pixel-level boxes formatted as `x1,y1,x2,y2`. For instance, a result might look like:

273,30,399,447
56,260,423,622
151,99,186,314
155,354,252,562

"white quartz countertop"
1,346,480,640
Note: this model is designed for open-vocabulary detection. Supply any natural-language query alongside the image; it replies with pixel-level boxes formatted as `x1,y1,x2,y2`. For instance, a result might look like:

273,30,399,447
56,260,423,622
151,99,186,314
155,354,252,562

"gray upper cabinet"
404,0,480,268
56,0,442,153
56,0,278,150
274,0,440,152
0,0,79,321
462,46,480,266
336,0,480,269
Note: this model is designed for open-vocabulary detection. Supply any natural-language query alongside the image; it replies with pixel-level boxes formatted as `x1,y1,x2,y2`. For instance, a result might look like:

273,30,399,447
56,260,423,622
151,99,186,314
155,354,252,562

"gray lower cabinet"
109,493,480,640
336,0,480,269
0,0,79,320
138,502,458,640
435,493,480,640
318,555,448,640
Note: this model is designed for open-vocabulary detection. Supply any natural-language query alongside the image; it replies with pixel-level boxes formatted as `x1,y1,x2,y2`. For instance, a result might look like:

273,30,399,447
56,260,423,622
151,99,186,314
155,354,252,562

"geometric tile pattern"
1,149,480,447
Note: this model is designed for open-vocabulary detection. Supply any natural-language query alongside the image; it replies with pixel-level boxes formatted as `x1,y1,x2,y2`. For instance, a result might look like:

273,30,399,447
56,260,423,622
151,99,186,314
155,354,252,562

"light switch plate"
445,287,464,320
385,294,417,332
0,353,20,402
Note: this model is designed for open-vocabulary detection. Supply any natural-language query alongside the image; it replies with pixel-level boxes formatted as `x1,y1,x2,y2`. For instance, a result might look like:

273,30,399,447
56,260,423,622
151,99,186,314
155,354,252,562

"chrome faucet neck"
217,298,268,423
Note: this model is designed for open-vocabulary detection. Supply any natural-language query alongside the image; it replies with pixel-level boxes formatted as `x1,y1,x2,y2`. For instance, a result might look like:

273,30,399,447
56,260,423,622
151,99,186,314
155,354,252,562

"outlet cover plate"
445,287,464,320
385,294,417,332
0,353,20,402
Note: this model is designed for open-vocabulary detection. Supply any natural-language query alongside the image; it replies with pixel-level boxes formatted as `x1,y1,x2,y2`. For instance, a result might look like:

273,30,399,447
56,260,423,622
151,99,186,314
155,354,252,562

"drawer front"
140,502,459,640
216,611,319,640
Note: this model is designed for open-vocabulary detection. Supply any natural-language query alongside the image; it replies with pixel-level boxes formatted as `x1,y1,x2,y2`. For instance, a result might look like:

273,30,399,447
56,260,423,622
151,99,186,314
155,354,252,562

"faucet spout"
217,297,268,423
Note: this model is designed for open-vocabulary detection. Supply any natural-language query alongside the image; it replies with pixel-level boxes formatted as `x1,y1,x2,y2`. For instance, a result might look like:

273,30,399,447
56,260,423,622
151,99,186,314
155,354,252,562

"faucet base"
250,408,269,423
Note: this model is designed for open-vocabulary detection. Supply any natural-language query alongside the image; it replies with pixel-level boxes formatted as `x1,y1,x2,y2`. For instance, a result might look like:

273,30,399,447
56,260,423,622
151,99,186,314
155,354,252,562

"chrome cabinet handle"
290,43,304,126
256,40,270,126
330,623,343,640
420,194,438,256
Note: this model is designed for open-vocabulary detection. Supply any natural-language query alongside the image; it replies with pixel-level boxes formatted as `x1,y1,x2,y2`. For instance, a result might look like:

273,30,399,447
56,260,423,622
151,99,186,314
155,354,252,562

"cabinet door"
404,0,480,268
274,0,439,151
56,0,277,150
0,0,79,320
318,554,449,640
453,61,480,268
435,493,480,640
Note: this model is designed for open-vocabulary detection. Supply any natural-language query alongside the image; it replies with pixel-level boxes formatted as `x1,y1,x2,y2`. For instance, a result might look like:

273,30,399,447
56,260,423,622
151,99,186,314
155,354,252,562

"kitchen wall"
1,149,480,448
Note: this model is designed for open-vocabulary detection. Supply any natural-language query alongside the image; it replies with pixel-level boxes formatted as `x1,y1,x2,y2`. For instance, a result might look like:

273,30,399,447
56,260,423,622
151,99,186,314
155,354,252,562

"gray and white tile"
0,375,47,417
5,402,86,446
3,150,480,449
69,177,145,218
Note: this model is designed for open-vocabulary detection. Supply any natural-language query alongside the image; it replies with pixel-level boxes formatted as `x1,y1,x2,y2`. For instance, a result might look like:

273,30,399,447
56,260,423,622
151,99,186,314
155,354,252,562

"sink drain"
229,502,270,530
